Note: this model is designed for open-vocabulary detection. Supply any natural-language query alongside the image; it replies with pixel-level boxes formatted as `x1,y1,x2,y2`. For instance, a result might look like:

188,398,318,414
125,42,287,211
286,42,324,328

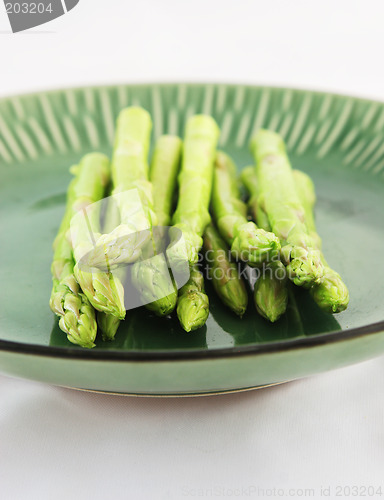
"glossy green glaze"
0,83,384,395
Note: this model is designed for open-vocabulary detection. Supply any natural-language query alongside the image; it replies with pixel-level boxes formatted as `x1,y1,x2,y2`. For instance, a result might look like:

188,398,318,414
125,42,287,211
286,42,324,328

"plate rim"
1,80,384,108
1,81,383,361
0,321,383,361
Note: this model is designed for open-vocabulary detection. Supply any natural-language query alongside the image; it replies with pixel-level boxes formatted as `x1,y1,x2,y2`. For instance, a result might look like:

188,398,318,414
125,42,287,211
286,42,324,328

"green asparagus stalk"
250,129,324,287
203,224,248,316
87,107,156,267
177,265,210,332
130,135,182,317
211,152,280,266
168,115,218,331
169,115,220,268
293,170,349,313
71,154,125,319
98,134,182,329
240,166,271,232
97,197,124,340
241,166,288,322
50,153,111,348
50,241,97,348
292,170,322,249
151,135,182,227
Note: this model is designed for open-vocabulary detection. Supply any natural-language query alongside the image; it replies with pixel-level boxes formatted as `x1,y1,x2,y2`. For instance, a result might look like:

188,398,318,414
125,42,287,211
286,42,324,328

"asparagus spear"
242,165,349,316
151,135,182,227
131,135,182,317
211,152,280,266
87,107,156,267
293,170,349,313
71,154,126,319
97,197,124,340
250,129,324,288
203,224,248,316
292,170,322,249
98,135,182,329
50,153,110,348
240,166,271,232
167,115,219,331
98,132,179,333
177,265,209,332
168,115,220,269
241,166,288,322
50,239,97,348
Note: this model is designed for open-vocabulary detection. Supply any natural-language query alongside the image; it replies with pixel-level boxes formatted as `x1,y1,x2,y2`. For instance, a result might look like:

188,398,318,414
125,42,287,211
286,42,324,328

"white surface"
1,1,384,499
1,361,384,500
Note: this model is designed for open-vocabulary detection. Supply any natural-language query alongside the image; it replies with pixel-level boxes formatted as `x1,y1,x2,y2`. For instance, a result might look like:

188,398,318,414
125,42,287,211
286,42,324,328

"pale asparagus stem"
203,224,248,317
250,129,325,288
87,107,156,267
70,154,126,319
131,135,182,317
177,265,209,332
50,152,111,348
241,166,288,322
211,152,280,266
293,170,349,313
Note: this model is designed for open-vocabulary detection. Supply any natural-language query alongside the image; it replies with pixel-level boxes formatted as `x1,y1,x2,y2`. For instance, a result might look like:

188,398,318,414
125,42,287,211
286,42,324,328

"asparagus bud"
177,266,209,332
293,169,349,313
254,262,288,323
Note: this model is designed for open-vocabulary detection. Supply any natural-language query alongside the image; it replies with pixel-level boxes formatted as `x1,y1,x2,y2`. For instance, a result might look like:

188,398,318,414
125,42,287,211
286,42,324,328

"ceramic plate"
1,83,384,396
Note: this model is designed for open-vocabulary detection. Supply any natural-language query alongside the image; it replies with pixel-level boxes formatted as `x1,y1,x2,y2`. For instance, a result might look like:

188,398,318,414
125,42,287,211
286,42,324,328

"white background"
1,1,384,499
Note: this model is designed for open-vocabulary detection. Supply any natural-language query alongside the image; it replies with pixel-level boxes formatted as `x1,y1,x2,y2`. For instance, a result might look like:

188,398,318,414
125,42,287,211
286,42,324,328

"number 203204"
5,3,53,14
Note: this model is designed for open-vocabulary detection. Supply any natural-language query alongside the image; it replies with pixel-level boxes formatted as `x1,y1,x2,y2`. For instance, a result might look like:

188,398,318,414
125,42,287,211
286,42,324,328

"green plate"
1,83,384,396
